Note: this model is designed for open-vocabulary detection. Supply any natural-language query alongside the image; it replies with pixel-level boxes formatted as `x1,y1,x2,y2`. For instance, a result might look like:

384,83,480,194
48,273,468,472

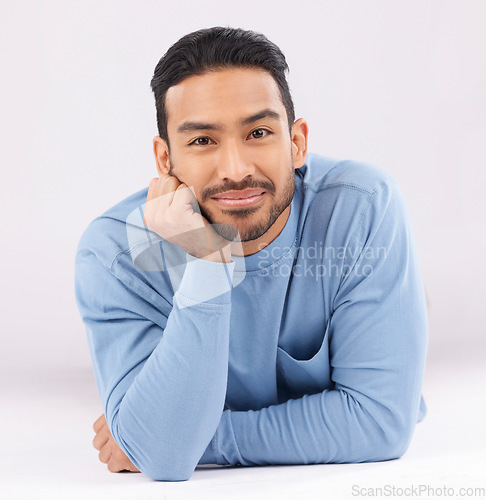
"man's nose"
216,141,255,182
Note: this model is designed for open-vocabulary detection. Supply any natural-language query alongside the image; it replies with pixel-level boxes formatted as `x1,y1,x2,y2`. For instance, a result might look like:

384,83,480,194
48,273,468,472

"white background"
1,0,485,497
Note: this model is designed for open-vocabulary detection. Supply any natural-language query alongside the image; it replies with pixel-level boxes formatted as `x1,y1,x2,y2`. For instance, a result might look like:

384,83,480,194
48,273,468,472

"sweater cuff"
174,253,235,308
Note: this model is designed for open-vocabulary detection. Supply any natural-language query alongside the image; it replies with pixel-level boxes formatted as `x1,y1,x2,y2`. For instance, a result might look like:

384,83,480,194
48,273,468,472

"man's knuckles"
112,447,128,461
92,435,101,449
98,445,111,463
92,415,105,432
106,448,133,472
107,461,119,473
92,432,108,450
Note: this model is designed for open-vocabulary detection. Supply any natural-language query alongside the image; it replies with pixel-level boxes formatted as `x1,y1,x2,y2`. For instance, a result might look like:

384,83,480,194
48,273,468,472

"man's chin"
201,206,272,243
209,223,241,242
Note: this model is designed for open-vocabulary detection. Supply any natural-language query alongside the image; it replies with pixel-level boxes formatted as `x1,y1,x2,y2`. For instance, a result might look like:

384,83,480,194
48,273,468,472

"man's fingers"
144,176,181,226
150,175,180,201
92,414,106,433
107,448,137,473
107,459,121,473
98,443,112,464
92,428,110,451
126,463,140,473
144,179,161,228
107,461,140,473
171,184,198,213
92,413,140,473
160,176,180,207
107,457,134,473
146,178,157,202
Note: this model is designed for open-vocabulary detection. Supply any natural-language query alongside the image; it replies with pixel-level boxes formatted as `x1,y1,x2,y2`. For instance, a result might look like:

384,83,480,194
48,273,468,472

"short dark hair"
150,26,295,149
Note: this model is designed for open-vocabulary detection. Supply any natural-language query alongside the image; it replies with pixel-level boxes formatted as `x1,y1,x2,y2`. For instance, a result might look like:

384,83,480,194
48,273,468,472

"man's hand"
143,173,234,263
92,414,140,473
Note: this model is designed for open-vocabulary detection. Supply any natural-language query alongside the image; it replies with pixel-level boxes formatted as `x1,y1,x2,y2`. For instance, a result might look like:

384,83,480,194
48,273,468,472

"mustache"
206,181,274,199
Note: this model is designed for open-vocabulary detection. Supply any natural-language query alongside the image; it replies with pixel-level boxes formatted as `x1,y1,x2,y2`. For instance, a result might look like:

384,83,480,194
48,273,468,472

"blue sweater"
74,152,428,481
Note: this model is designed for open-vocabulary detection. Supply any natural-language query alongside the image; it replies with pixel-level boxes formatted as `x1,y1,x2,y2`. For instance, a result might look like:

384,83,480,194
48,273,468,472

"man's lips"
211,189,266,200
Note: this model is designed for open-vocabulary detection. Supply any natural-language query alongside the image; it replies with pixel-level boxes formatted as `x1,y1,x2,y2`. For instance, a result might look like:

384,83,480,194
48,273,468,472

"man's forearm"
205,384,423,467
76,244,235,481
109,257,234,481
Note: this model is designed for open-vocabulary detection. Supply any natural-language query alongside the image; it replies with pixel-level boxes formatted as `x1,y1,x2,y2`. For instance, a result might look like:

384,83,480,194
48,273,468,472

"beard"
169,152,296,243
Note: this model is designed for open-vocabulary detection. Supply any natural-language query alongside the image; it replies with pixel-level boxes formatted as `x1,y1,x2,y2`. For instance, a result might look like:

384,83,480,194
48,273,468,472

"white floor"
2,360,485,500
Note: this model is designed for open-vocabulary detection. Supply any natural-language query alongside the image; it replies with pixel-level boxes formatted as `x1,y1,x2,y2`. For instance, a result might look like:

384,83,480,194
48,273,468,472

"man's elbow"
113,428,199,481
111,412,204,481
143,463,194,482
131,452,198,482
376,430,412,461
367,415,415,462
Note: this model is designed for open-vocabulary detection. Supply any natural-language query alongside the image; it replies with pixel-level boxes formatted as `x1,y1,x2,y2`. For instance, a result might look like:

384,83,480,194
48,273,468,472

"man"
74,26,428,482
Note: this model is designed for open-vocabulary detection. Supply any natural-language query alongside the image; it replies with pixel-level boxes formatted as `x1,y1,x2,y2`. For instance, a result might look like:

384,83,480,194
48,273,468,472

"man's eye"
249,128,272,139
189,137,213,146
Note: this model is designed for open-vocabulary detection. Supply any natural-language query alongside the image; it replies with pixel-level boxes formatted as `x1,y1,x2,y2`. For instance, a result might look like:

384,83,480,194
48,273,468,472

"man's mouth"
211,189,266,207
212,189,266,200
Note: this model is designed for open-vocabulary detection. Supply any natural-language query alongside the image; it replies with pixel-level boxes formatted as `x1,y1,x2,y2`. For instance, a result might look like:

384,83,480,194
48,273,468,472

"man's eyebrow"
241,109,281,126
176,109,282,134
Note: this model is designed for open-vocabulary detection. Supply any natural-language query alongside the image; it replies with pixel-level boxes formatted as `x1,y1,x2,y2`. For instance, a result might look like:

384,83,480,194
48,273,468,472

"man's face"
160,67,304,243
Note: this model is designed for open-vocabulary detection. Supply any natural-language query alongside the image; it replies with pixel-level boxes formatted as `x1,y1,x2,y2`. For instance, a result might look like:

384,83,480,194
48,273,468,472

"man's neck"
230,204,291,257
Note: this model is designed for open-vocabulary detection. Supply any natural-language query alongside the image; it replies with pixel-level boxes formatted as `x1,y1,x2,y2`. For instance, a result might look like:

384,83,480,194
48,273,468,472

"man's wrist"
174,253,235,308
190,245,232,264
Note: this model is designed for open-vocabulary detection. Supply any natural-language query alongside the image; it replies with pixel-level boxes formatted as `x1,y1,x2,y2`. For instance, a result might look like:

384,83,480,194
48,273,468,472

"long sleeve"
75,245,235,481
204,175,428,466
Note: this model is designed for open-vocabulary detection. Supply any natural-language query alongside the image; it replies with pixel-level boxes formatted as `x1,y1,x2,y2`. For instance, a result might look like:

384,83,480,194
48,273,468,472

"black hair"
150,26,295,149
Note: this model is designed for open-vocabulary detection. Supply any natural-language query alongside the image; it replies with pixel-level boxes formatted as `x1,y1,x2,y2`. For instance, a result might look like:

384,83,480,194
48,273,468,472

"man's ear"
291,118,309,170
153,136,171,176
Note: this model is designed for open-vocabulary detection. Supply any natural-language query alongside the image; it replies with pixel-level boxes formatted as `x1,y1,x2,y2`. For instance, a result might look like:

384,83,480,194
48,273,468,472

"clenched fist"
143,173,235,263
92,414,140,473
